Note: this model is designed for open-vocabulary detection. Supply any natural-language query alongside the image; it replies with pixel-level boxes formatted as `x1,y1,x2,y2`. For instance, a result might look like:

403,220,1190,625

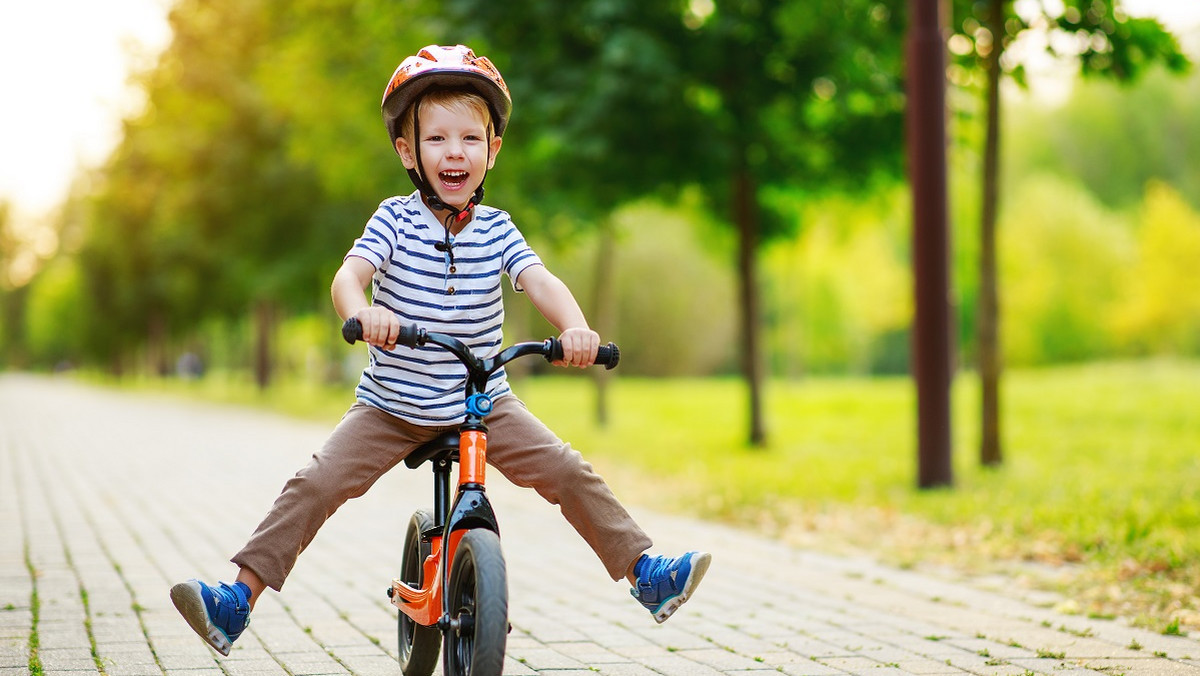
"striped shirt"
346,191,543,425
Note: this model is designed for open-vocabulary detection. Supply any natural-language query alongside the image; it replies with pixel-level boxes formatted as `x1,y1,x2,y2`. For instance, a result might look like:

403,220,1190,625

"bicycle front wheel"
398,509,440,676
443,529,507,676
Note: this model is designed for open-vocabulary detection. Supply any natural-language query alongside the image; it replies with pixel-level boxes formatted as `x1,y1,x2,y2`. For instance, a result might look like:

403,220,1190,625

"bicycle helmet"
383,44,511,142
382,45,512,226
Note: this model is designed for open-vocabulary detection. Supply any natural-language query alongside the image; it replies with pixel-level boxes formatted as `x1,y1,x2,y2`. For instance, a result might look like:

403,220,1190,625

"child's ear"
395,137,417,170
487,135,503,170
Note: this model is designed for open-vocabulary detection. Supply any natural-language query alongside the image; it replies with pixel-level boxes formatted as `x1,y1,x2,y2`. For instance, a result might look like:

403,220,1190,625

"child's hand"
355,307,401,350
555,327,600,368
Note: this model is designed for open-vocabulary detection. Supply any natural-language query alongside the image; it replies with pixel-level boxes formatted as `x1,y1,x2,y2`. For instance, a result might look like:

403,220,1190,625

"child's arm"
516,265,599,368
332,256,401,349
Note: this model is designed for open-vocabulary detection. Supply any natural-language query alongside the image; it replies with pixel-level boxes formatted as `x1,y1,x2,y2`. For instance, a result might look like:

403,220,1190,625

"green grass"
524,359,1200,632
106,358,1200,631
25,540,42,676
530,360,1198,534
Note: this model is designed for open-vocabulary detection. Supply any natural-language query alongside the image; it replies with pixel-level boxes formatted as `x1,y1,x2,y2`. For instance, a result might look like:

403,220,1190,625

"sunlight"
0,0,171,219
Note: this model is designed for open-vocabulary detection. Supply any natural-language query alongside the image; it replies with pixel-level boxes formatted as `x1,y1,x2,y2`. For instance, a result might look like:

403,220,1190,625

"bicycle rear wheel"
443,529,507,676
398,509,440,676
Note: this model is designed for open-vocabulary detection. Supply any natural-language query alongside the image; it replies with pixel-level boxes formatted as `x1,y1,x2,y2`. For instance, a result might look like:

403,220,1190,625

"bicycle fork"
389,427,500,627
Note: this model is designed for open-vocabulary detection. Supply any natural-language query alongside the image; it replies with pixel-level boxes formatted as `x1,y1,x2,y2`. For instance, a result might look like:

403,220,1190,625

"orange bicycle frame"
389,428,491,625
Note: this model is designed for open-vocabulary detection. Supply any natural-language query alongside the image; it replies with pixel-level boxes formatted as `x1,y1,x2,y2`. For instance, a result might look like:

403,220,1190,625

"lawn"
522,359,1200,633
124,358,1200,632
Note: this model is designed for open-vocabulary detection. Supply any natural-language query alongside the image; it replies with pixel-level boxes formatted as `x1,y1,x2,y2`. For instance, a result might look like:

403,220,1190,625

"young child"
170,44,710,656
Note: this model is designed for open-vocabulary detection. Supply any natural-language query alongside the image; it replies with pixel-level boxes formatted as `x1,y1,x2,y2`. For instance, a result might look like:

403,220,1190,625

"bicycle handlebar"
341,317,620,370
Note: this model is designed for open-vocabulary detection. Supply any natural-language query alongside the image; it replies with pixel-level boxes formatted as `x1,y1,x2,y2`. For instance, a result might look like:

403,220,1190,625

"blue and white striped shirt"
346,191,543,425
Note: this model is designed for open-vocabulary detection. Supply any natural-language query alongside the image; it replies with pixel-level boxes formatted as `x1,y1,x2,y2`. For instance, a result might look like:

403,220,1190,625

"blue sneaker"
170,580,252,655
630,551,711,623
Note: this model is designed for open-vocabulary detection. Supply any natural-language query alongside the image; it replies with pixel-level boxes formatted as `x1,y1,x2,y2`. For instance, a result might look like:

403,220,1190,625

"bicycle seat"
404,431,460,469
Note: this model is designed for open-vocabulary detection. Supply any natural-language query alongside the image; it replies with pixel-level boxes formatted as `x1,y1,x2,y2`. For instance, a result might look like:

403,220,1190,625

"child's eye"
425,135,444,142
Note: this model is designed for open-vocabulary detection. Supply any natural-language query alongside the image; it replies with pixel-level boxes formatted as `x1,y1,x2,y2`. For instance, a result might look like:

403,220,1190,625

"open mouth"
439,170,469,190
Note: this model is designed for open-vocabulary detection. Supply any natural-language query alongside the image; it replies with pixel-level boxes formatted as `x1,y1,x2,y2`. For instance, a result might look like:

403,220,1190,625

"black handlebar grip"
547,339,620,370
397,323,422,347
596,342,620,370
342,317,423,347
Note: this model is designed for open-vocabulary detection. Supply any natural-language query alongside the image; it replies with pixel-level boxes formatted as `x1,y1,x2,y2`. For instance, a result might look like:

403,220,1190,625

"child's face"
395,101,503,212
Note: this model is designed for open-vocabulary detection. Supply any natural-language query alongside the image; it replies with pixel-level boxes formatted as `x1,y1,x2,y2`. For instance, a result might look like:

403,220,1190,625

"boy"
170,45,710,656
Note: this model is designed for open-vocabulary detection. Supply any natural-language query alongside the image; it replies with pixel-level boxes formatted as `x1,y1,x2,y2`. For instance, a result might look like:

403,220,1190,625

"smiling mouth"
439,170,469,189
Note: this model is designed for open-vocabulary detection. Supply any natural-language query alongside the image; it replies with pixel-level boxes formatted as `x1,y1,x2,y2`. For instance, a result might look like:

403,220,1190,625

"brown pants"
231,395,652,590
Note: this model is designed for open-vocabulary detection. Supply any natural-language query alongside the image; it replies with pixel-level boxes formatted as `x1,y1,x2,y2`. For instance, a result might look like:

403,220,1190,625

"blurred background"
2,0,1195,384
1,0,1198,631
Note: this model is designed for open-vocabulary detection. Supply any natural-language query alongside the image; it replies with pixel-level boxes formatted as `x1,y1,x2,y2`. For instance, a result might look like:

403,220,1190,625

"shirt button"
447,287,456,295
449,265,457,273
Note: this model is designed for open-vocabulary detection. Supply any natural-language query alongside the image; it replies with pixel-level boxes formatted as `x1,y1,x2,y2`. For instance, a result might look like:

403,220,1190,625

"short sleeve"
500,221,543,292
346,201,401,272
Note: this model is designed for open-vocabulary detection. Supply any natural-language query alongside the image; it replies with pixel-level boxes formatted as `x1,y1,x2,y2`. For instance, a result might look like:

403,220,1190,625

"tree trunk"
254,300,275,390
908,0,954,488
147,312,169,377
590,217,618,428
733,167,767,448
0,285,28,369
979,0,1004,466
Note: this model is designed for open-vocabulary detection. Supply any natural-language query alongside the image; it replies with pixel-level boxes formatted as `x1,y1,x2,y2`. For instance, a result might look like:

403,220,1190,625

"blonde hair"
397,88,494,146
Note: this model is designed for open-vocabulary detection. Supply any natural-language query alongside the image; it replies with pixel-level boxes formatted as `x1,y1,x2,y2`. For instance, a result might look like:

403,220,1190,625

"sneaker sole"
651,552,712,624
170,581,234,656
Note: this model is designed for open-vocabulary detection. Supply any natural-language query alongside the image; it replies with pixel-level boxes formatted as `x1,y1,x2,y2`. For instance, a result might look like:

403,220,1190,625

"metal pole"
907,0,954,488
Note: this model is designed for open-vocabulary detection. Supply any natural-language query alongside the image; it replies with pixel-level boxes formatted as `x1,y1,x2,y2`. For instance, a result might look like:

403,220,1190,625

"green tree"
0,201,25,366
949,0,1188,466
252,0,438,383
764,187,912,376
450,0,908,446
254,0,442,212
1007,65,1200,210
24,259,88,366
81,0,336,382
998,173,1130,364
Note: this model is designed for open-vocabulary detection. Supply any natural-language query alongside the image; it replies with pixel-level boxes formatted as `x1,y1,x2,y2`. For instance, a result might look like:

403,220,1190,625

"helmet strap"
407,93,489,240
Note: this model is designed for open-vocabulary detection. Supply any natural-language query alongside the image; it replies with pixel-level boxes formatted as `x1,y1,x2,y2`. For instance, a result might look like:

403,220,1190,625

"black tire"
443,529,508,676
398,509,440,676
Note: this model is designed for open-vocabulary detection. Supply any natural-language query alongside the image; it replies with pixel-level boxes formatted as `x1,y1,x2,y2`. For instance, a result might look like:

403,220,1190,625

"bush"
24,258,88,367
999,173,1133,365
1112,181,1200,354
763,187,911,375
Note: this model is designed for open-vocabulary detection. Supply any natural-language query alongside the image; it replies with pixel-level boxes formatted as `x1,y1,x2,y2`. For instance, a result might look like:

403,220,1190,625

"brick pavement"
2,373,1199,676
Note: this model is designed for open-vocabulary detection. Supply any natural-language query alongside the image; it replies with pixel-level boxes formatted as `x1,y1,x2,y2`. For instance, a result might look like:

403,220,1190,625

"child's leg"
174,403,445,653
483,395,654,581
484,395,711,623
235,568,266,611
230,403,438,591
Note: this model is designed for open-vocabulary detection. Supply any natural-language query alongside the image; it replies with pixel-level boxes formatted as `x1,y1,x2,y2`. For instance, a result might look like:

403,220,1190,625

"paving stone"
4,374,1200,676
